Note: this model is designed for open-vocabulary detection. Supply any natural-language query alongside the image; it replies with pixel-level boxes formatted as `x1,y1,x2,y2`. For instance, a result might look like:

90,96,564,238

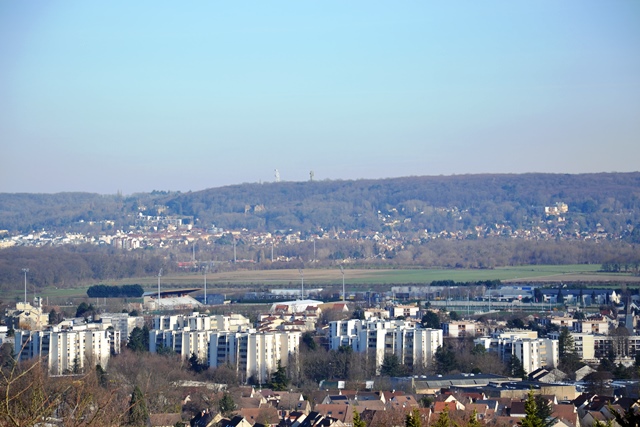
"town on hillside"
4,284,640,426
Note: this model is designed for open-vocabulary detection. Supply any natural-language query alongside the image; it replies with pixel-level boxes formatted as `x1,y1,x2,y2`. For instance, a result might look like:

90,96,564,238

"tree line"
86,284,144,298
1,238,640,292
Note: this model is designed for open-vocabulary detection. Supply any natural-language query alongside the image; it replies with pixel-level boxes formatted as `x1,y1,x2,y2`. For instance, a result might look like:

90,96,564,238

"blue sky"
1,1,639,194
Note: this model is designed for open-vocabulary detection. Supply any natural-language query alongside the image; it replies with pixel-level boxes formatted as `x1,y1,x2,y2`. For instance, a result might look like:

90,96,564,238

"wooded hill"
1,173,640,291
1,173,640,236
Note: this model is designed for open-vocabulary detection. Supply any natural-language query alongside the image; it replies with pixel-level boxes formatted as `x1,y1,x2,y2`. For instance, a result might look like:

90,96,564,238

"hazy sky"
1,2,639,195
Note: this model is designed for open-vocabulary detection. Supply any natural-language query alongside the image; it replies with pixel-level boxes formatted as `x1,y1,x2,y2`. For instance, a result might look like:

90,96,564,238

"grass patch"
3,264,629,304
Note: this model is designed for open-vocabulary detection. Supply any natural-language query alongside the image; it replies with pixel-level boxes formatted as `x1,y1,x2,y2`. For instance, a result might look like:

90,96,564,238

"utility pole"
340,266,345,302
157,268,162,309
203,264,208,305
299,269,304,300
22,268,29,304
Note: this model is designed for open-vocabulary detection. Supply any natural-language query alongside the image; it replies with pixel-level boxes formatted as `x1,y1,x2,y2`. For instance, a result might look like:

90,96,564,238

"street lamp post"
22,268,29,304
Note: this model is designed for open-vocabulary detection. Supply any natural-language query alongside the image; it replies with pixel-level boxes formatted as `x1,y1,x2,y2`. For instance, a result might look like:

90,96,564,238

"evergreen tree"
557,289,564,304
127,327,149,352
353,410,366,427
421,311,440,329
433,406,452,427
558,327,581,372
96,364,108,387
522,390,544,427
508,355,527,379
218,392,236,416
189,353,207,373
405,409,422,427
380,353,404,377
609,404,640,427
128,385,149,427
535,395,556,427
468,409,481,427
435,345,458,373
269,359,289,391
302,332,317,351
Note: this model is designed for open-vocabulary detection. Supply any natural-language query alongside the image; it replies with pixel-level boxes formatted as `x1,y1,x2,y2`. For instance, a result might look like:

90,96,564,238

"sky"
1,1,639,195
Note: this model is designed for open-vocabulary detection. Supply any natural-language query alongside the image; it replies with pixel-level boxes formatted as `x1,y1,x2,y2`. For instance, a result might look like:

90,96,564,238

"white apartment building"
329,319,442,372
548,315,576,330
575,318,610,335
149,313,252,360
98,312,144,340
442,321,485,338
474,330,558,374
208,331,300,383
153,312,250,332
15,327,121,375
150,329,211,361
548,331,640,361
570,333,595,360
390,305,420,319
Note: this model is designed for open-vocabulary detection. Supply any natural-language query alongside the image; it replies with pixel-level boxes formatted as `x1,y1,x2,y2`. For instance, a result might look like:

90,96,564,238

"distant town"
0,201,621,261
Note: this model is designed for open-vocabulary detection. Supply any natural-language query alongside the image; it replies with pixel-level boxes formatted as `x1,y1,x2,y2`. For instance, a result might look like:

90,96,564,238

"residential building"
442,321,485,338
208,331,300,384
575,317,610,335
5,300,49,330
390,304,420,319
150,329,211,361
98,312,144,340
474,330,558,374
329,319,441,372
152,312,250,332
15,326,121,375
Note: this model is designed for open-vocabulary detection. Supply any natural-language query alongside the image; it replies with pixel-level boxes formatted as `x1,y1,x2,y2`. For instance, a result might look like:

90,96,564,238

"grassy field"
7,263,636,305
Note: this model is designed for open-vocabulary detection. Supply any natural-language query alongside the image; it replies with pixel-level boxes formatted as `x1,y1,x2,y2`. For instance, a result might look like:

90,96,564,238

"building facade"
474,330,558,374
329,319,442,372
208,331,300,383
15,327,121,375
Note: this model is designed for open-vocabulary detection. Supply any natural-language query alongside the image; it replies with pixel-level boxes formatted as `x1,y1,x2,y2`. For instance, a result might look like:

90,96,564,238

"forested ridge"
1,173,640,291
161,173,640,233
1,173,640,234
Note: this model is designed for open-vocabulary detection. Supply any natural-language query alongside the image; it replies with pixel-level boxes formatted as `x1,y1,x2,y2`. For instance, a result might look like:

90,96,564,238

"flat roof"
142,288,201,298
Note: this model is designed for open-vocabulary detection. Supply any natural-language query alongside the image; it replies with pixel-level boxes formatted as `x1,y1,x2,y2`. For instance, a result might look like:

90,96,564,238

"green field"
339,264,603,284
7,263,634,305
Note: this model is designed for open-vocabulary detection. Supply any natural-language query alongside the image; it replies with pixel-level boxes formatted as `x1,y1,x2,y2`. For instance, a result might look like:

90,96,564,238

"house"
387,395,420,410
237,407,280,426
190,410,223,427
433,401,465,413
581,411,607,427
314,404,353,426
509,401,526,418
466,404,490,419
222,416,253,427
529,368,567,383
552,403,580,427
